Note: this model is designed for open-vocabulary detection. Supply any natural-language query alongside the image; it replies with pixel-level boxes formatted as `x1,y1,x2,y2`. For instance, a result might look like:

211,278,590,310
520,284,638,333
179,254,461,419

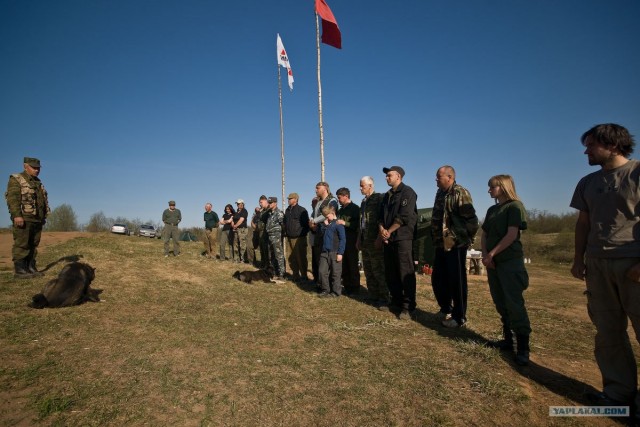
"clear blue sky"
2,0,639,229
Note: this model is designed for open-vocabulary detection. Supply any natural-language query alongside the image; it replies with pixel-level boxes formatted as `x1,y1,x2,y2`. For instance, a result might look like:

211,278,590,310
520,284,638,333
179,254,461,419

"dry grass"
0,233,634,426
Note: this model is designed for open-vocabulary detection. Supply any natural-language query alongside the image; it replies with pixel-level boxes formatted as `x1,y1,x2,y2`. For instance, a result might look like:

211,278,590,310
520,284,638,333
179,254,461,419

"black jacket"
379,182,418,242
284,204,310,238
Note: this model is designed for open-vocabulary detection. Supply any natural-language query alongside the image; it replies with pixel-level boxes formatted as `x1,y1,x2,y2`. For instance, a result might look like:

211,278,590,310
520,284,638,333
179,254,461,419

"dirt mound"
0,231,88,271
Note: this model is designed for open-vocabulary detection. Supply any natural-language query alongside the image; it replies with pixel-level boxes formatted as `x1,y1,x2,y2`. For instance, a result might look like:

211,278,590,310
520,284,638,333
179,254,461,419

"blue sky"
2,0,639,230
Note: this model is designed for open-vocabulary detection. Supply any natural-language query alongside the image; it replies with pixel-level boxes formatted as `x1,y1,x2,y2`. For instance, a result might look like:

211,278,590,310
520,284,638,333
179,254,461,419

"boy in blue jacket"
318,205,346,297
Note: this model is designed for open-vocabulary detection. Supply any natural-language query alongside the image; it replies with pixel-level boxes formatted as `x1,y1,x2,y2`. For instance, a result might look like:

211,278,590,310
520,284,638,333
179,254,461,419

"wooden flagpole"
277,59,288,261
315,12,325,182
277,65,286,212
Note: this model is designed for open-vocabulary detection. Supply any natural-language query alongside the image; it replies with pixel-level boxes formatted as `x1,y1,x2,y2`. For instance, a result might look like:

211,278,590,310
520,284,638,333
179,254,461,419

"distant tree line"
41,205,161,233
525,209,578,234
30,205,582,235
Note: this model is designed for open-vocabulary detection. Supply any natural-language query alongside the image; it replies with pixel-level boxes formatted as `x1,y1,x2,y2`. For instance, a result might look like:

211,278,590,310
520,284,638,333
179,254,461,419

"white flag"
277,33,294,91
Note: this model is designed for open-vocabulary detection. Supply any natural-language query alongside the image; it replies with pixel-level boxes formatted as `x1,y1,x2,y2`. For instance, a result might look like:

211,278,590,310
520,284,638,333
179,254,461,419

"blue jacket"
322,220,346,254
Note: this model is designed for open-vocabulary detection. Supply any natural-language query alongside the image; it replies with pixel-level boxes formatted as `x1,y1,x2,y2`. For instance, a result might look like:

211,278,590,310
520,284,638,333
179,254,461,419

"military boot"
486,325,514,351
27,257,44,277
515,334,530,366
14,259,34,279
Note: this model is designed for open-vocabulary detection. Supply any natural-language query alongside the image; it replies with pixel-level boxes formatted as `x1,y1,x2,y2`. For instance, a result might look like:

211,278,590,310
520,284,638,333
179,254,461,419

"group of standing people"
7,123,639,421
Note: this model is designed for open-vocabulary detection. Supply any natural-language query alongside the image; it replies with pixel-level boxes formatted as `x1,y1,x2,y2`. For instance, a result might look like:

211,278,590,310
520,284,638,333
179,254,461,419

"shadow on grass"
412,308,605,409
42,254,84,272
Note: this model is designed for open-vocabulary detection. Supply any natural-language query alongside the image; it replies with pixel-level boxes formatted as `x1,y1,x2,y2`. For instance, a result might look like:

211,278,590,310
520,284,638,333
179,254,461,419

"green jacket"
5,172,50,222
359,192,382,242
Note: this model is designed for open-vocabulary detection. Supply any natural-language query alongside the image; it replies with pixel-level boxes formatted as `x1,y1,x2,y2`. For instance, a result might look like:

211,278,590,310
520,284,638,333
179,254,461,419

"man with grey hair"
359,176,389,310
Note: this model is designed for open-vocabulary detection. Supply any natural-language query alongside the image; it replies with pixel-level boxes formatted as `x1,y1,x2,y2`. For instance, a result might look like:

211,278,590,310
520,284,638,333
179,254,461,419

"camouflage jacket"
431,182,479,248
266,207,284,235
359,192,383,242
5,172,50,222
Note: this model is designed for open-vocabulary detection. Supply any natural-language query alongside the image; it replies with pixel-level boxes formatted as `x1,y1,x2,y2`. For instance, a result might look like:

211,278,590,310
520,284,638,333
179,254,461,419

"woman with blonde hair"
481,174,531,365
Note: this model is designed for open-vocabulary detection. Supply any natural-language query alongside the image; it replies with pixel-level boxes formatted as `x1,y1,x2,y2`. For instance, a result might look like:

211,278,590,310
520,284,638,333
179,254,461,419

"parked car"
138,224,157,238
111,223,130,236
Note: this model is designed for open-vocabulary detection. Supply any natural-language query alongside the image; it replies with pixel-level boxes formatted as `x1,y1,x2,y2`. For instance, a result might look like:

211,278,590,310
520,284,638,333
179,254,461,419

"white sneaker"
436,311,452,321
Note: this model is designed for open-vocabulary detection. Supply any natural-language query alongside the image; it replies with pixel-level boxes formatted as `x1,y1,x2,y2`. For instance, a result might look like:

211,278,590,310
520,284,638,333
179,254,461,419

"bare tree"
85,211,111,232
44,204,79,231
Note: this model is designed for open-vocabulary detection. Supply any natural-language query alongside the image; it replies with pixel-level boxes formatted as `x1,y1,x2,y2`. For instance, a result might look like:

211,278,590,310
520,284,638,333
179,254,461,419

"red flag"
315,0,341,49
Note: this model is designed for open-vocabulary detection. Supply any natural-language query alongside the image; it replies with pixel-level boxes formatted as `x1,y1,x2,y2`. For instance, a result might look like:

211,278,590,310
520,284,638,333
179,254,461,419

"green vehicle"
413,208,435,269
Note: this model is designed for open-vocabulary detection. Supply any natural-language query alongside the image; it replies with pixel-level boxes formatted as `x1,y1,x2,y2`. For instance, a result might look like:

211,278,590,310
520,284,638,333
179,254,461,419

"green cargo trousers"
12,220,43,261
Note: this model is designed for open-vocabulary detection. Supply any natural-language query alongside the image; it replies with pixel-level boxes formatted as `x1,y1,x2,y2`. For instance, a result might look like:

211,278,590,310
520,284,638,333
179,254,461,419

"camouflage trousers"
163,225,180,256
12,220,43,261
203,229,218,258
233,228,248,262
361,238,388,302
268,232,286,277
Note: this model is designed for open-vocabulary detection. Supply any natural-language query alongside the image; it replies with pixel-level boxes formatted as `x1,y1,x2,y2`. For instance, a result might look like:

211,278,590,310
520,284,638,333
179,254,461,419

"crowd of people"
6,123,640,422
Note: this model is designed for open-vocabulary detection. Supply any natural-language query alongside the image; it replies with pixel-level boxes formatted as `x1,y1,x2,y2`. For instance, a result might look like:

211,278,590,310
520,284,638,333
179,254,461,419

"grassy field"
0,233,634,426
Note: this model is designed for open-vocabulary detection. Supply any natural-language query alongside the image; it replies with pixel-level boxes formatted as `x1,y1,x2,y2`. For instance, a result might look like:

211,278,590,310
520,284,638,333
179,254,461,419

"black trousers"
383,239,416,311
432,246,468,322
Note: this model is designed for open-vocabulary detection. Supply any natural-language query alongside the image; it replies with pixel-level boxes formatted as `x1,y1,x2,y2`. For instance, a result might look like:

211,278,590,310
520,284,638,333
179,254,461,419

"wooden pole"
315,12,325,182
277,60,288,262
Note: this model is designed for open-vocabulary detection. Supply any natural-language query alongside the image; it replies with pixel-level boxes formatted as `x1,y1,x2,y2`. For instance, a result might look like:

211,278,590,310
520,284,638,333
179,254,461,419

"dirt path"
0,231,89,271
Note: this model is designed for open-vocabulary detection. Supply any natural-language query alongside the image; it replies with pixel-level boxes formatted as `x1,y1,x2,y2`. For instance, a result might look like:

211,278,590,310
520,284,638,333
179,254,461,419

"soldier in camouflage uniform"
265,196,286,279
256,195,271,268
5,157,50,278
358,176,389,310
431,165,479,328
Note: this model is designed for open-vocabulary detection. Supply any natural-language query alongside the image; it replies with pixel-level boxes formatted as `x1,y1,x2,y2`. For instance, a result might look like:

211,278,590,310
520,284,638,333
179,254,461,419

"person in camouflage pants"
358,176,388,310
265,196,286,279
256,196,271,268
5,157,50,278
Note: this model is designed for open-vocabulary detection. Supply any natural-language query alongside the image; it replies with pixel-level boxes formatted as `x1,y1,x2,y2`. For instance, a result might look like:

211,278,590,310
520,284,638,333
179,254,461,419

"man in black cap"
5,157,50,278
162,200,182,257
379,166,418,319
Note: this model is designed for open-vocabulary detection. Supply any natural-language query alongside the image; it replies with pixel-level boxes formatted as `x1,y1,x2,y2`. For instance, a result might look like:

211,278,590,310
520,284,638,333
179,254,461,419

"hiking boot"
377,301,390,312
27,258,44,277
398,310,412,320
14,259,34,279
585,392,627,407
486,326,514,351
515,334,530,366
318,292,332,298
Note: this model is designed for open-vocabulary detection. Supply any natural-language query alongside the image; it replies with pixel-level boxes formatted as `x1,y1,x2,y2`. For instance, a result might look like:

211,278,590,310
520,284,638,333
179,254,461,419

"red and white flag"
315,0,341,49
277,33,294,91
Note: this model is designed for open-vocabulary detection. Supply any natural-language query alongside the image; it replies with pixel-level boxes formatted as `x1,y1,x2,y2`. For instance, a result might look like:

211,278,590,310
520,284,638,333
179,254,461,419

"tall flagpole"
277,64,286,212
277,55,288,263
315,12,325,182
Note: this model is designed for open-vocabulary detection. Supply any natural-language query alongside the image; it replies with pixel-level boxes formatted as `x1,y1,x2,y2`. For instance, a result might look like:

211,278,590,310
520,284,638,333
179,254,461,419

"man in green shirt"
5,157,50,278
203,202,219,259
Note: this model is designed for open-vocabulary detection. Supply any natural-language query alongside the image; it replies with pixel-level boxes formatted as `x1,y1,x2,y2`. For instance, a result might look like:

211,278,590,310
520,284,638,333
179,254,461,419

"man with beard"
570,123,640,419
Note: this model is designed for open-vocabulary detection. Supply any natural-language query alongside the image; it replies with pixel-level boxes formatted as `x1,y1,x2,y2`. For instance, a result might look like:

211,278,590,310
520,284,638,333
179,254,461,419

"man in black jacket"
379,166,418,320
284,193,310,282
